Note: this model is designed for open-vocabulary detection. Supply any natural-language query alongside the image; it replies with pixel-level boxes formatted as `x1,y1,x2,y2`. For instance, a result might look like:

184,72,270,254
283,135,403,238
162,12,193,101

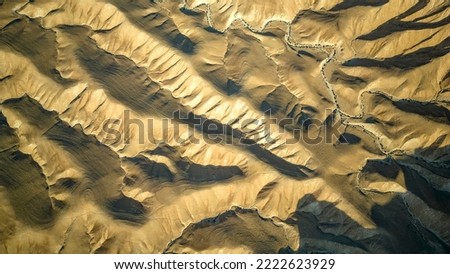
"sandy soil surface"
0,0,449,253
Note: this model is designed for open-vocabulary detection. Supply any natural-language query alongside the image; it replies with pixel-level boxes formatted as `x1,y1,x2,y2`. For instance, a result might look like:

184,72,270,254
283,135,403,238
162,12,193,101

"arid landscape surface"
0,0,449,253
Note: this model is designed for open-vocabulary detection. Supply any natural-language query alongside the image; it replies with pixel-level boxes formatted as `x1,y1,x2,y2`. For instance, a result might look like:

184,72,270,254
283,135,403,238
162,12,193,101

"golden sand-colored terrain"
0,0,449,253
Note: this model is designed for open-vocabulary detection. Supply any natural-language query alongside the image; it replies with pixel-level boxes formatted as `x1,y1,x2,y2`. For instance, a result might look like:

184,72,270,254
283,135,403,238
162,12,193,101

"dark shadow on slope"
124,156,174,182
439,70,450,93
108,0,196,54
282,193,450,254
370,195,449,253
293,10,338,24
71,26,164,115
106,194,147,224
177,160,243,182
331,0,388,11
0,111,18,152
226,79,241,95
149,144,244,183
343,36,450,69
392,100,450,124
338,133,361,144
362,158,400,179
329,70,368,87
260,86,320,132
111,1,237,99
66,25,198,121
0,110,55,227
111,0,236,98
169,112,315,180
246,143,313,178
166,207,291,254
0,149,56,226
357,145,450,252
358,0,450,40
3,96,147,225
49,178,81,204
179,7,202,16
64,26,315,180
283,194,391,253
282,145,450,253
0,18,72,85
401,145,450,211
260,85,297,115
362,157,450,215
399,162,450,214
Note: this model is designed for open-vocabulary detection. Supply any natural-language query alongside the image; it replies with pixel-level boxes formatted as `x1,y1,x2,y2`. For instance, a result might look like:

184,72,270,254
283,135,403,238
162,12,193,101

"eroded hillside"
0,0,449,253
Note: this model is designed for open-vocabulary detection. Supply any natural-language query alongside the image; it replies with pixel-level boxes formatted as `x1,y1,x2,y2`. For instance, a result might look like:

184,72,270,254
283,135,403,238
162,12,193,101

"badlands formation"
0,0,449,253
